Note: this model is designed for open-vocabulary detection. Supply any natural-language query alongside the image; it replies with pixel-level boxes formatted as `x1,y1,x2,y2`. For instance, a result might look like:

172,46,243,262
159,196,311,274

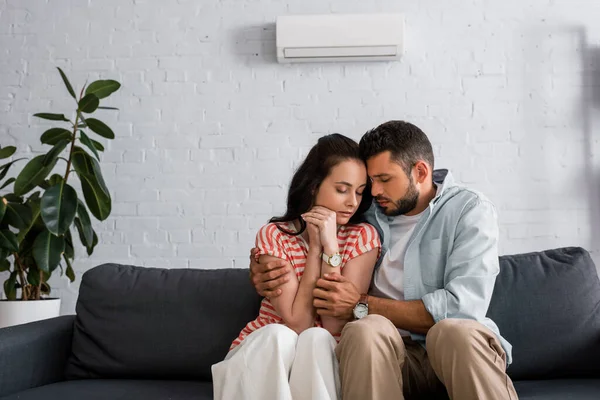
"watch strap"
359,294,369,305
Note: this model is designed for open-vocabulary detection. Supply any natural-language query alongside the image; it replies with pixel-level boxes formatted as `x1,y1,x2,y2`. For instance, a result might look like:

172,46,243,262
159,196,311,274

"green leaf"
57,67,77,100
79,173,111,221
64,255,75,282
27,266,41,286
40,182,77,236
88,230,98,256
76,199,93,244
85,80,121,99
72,146,109,195
34,113,69,122
72,148,111,221
3,271,17,300
3,194,22,203
85,118,115,139
0,146,16,159
0,229,18,252
0,259,9,272
0,197,6,222
78,94,99,114
48,174,64,187
79,131,100,161
0,159,26,182
64,228,74,259
3,203,32,230
0,177,16,190
90,138,104,151
43,138,70,166
14,155,57,196
32,230,64,273
17,196,41,242
41,128,72,145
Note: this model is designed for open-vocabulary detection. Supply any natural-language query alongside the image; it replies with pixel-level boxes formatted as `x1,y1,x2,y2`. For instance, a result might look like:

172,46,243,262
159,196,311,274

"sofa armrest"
0,315,75,397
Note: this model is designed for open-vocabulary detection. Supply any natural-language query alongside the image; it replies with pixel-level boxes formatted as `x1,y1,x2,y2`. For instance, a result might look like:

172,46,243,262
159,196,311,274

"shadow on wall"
520,25,600,259
579,30,600,263
231,23,277,65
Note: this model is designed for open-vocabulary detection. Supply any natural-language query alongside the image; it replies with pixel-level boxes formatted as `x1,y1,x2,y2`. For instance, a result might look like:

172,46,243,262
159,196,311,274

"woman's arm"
262,247,322,334
319,249,378,335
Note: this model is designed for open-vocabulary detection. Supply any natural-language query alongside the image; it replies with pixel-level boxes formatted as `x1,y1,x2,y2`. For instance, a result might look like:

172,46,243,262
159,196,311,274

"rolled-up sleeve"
422,198,500,322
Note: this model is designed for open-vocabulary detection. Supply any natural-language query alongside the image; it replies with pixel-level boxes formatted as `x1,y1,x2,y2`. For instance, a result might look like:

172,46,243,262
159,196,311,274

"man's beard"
378,178,419,217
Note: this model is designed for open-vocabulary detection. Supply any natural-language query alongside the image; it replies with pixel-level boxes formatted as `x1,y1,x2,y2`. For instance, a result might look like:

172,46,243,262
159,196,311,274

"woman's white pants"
212,325,341,400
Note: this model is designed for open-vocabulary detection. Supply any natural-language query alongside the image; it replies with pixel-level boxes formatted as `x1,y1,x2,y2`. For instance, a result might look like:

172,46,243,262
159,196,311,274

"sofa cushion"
0,379,213,400
487,247,600,380
65,264,261,381
513,379,600,400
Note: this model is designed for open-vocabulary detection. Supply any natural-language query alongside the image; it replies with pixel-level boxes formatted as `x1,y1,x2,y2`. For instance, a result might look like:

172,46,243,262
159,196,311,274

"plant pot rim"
0,297,60,302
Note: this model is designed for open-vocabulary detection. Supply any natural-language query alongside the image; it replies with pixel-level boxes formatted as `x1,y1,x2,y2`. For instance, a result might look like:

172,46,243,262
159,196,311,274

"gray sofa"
1,247,600,399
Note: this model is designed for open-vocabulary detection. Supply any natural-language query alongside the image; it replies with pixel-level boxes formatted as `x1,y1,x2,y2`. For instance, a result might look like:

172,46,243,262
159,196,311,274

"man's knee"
426,318,485,355
337,314,404,362
341,314,398,342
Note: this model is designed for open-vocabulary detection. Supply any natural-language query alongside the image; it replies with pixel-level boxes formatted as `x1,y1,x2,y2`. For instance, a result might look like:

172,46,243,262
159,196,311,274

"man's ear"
413,161,430,184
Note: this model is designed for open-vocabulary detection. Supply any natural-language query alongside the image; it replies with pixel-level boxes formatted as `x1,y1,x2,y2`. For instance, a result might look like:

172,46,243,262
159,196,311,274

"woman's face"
313,159,368,225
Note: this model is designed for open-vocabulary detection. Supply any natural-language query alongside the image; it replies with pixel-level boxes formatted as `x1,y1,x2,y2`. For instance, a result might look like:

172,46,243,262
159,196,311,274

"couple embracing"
212,121,518,400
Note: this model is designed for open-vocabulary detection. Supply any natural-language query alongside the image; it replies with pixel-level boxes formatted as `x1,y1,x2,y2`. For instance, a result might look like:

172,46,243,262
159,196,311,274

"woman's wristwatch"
321,251,342,267
353,294,369,320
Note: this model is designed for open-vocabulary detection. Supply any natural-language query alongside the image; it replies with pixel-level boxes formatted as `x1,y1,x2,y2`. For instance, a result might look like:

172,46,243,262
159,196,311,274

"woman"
212,134,381,400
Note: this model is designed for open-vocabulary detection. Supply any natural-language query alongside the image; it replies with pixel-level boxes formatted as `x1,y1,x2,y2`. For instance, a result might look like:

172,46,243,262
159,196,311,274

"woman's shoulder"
256,221,296,240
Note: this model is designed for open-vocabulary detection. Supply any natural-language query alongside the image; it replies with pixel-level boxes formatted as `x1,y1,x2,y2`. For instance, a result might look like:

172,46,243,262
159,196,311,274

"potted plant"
0,68,120,328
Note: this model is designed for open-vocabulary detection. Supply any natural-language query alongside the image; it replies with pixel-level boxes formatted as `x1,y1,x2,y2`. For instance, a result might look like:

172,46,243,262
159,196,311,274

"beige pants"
335,315,518,400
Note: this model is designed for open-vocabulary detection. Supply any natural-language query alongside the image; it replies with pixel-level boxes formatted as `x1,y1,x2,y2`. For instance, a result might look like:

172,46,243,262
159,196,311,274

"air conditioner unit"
276,13,404,63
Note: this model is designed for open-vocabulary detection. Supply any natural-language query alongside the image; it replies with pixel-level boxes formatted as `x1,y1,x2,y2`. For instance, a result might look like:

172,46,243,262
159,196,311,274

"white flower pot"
0,298,61,329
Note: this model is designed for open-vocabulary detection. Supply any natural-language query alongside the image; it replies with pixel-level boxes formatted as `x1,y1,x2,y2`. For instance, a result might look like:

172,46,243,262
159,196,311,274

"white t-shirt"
371,210,424,336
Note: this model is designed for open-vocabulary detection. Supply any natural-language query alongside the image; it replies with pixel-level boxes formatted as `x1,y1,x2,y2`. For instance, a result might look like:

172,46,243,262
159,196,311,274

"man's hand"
249,248,293,299
313,273,360,320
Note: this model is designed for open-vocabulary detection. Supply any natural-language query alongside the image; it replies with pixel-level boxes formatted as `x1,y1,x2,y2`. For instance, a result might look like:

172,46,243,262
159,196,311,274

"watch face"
330,254,342,267
353,303,368,319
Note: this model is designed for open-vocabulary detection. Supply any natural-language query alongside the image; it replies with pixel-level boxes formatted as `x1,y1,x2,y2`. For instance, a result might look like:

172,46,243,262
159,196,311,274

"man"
250,121,517,399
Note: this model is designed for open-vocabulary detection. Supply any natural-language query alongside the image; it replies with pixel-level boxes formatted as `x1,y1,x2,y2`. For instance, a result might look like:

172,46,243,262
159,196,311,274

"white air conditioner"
276,13,404,63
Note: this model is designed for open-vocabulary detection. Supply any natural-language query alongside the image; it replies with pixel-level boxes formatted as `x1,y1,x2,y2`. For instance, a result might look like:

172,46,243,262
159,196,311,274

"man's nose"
371,181,382,197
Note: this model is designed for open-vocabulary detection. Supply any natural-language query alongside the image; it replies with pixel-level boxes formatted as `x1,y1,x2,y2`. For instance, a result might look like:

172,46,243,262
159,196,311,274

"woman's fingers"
302,216,324,227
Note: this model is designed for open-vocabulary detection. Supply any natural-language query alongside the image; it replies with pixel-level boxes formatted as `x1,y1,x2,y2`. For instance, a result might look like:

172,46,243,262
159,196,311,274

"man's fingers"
257,275,290,292
316,278,339,291
265,260,289,271
313,298,331,309
323,272,345,282
263,267,289,281
313,288,332,300
263,288,283,299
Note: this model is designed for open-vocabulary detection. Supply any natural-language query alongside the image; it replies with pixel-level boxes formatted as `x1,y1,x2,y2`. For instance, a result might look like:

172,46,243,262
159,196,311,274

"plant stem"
13,253,28,301
63,110,80,183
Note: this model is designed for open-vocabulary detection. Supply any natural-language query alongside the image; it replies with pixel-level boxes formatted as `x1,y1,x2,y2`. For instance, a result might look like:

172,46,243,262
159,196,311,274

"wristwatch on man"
353,294,369,320
321,251,342,267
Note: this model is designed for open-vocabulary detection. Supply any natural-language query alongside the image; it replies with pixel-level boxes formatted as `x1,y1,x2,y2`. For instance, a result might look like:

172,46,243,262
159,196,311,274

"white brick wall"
2,0,600,314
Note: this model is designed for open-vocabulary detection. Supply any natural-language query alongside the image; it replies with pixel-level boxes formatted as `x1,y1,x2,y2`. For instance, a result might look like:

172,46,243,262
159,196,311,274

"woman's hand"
302,206,339,255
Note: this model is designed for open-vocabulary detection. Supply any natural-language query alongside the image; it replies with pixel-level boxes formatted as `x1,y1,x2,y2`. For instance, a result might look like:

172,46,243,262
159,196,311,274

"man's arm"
249,248,293,298
314,277,434,334
421,198,500,324
315,197,499,334
368,298,434,334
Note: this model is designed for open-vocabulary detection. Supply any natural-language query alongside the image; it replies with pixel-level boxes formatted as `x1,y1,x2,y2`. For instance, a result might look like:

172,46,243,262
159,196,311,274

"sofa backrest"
65,264,261,381
487,247,600,380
